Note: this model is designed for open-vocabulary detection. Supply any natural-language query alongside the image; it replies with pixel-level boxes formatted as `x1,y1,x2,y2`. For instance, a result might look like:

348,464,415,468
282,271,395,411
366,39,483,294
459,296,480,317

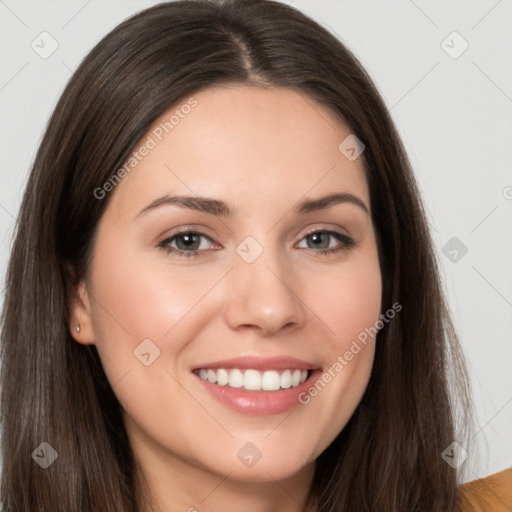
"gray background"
1,0,511,483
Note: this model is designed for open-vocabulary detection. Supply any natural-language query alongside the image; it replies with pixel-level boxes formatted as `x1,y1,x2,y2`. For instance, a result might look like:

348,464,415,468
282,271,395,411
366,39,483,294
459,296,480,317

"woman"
1,0,510,511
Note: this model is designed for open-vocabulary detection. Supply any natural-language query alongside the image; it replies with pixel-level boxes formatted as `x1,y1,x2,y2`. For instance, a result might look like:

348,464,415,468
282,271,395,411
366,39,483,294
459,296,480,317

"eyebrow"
136,192,370,218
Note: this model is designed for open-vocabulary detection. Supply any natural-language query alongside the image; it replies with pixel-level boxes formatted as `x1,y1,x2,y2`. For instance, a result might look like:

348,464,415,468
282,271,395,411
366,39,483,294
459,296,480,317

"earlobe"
69,280,95,345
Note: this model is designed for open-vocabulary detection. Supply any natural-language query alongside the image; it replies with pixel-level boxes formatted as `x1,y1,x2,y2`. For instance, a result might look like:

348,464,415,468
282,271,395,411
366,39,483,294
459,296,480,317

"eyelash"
157,229,356,258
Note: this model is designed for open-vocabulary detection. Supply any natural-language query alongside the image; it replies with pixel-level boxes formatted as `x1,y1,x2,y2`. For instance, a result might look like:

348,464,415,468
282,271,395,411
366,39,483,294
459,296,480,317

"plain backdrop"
0,0,511,484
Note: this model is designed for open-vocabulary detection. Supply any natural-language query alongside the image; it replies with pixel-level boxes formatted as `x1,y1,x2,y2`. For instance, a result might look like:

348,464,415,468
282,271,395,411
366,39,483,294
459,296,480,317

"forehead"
108,85,370,218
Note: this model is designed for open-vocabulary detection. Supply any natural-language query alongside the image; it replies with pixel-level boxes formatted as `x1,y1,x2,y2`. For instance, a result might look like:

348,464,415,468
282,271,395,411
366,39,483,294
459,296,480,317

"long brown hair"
1,1,473,510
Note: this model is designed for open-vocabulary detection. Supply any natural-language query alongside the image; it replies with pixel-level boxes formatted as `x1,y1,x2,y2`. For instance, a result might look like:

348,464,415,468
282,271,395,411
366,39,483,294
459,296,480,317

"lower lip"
193,369,322,415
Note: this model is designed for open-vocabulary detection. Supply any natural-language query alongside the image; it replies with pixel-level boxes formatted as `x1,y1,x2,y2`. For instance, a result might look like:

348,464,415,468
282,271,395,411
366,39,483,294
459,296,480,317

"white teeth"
196,368,311,391
261,370,280,391
291,369,301,386
217,368,229,386
244,369,261,390
228,369,244,388
280,369,292,389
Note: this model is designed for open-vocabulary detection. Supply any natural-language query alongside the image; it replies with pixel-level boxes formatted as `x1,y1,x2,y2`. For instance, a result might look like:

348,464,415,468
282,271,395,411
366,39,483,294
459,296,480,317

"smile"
194,368,310,391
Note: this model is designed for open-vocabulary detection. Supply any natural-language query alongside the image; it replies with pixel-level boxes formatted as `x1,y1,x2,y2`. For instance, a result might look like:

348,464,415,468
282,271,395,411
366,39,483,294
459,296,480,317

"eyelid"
298,225,351,241
156,224,217,244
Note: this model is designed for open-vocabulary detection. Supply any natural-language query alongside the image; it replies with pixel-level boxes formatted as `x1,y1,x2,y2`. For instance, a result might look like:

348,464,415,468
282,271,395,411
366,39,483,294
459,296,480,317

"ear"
69,279,95,345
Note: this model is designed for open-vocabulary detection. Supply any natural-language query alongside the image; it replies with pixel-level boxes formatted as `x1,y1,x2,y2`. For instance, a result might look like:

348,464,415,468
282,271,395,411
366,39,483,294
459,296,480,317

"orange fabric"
460,468,512,512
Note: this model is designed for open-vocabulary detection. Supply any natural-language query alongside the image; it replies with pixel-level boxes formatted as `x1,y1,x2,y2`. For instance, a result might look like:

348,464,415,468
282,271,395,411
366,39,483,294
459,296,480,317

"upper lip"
191,355,320,372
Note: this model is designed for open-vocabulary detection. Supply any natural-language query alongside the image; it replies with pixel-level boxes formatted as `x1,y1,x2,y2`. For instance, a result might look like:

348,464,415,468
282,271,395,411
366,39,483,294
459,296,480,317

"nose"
223,244,307,336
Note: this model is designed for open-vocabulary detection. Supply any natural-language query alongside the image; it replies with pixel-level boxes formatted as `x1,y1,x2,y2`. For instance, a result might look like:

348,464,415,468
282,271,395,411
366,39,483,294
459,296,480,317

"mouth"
193,367,312,392
191,355,322,415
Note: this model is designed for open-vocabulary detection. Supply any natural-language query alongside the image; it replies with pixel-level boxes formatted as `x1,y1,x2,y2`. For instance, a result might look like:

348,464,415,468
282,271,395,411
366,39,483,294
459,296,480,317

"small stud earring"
75,325,80,333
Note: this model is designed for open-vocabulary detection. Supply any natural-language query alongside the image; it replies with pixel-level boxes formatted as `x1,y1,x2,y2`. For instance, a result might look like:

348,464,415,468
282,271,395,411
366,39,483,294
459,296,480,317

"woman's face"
72,85,382,488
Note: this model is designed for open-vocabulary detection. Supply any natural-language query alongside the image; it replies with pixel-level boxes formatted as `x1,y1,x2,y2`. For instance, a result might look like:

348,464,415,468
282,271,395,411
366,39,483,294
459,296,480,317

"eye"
296,230,355,254
157,228,355,258
157,230,217,257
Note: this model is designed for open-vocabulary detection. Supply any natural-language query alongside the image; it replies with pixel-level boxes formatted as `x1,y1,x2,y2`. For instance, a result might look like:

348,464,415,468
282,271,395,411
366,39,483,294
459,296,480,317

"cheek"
311,254,382,350
296,252,381,454
86,242,230,387
89,245,217,338
82,251,154,370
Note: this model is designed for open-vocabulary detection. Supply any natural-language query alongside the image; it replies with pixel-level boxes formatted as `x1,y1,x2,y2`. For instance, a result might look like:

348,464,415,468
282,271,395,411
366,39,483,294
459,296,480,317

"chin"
203,450,314,484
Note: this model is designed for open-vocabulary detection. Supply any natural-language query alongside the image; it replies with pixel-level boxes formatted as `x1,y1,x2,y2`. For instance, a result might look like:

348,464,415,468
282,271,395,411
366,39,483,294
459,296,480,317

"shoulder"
460,467,512,512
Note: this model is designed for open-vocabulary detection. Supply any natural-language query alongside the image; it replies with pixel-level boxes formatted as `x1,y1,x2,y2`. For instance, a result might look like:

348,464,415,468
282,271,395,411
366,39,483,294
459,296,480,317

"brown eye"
158,231,216,257
174,233,202,250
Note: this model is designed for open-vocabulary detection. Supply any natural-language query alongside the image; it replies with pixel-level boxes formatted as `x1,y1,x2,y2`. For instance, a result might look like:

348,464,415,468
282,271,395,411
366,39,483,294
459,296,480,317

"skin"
71,85,382,512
